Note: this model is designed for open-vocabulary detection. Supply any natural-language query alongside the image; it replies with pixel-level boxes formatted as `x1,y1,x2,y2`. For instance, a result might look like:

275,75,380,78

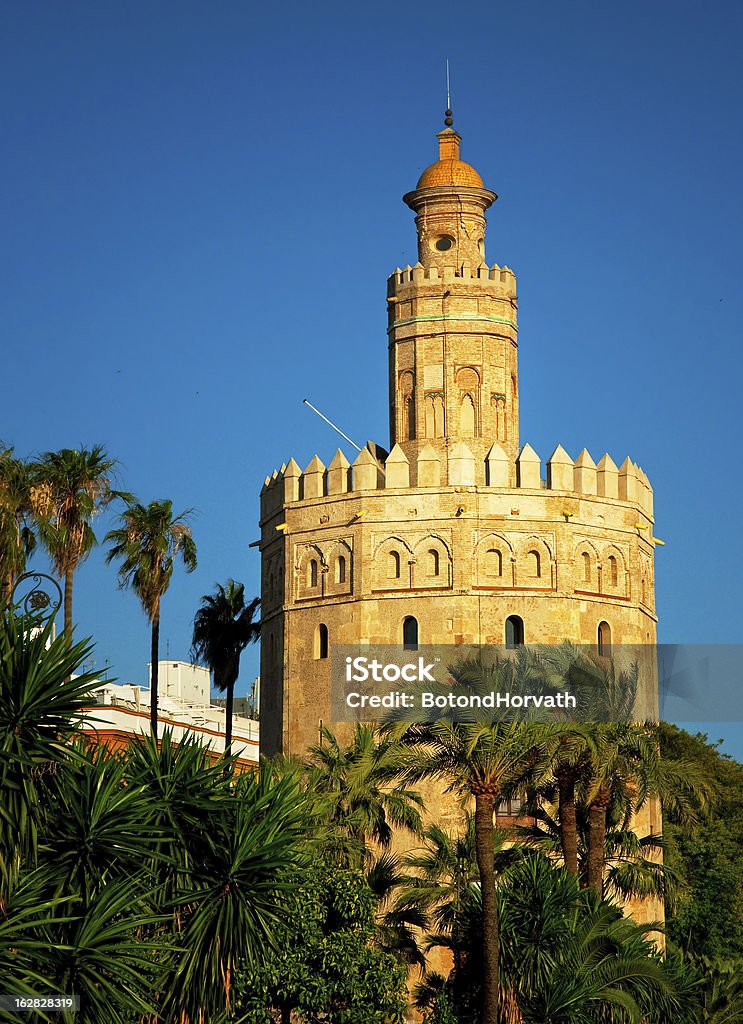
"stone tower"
258,112,659,769
390,124,519,476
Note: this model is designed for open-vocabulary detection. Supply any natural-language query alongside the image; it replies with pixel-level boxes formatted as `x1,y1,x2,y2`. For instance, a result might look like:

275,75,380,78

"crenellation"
273,443,653,512
417,444,442,487
352,447,382,491
387,260,517,298
448,441,476,486
385,444,410,488
546,445,574,491
270,469,283,514
517,443,542,488
638,466,654,517
301,455,325,499
574,448,597,495
485,442,510,487
260,473,275,517
597,453,619,499
326,449,350,495
618,457,639,504
283,458,301,503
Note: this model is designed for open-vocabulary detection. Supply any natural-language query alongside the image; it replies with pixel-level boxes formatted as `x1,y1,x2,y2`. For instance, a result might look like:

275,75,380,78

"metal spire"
444,59,453,127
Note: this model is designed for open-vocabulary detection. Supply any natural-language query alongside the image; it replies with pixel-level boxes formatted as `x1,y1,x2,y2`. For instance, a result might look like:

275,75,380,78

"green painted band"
388,314,518,333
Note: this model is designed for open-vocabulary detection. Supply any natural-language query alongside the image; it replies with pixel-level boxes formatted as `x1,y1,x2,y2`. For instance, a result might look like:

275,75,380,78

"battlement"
260,443,653,521
387,261,517,298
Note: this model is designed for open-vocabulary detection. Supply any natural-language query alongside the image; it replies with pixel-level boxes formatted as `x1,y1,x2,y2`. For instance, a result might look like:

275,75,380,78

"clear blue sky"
2,3,742,755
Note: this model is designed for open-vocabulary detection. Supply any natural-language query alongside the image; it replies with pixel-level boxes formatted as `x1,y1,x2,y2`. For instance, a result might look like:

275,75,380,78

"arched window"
403,616,419,651
598,621,612,657
582,551,591,583
400,371,416,440
486,549,503,577
460,393,476,435
527,550,541,578
492,394,506,442
608,555,618,587
405,396,415,440
315,623,329,660
389,550,401,580
425,395,445,438
505,615,524,648
429,548,440,577
336,555,346,584
309,559,318,588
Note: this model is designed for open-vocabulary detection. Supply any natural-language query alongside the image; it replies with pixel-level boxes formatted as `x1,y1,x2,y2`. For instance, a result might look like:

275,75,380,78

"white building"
80,661,259,766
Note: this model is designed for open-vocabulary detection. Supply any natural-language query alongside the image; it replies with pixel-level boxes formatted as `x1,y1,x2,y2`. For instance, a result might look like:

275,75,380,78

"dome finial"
444,58,454,127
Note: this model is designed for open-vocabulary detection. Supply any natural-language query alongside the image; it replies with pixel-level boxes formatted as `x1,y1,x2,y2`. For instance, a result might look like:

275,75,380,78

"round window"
435,235,454,251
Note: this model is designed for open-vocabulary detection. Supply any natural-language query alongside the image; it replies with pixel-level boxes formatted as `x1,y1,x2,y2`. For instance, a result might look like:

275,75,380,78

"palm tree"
549,731,591,876
687,954,743,1024
0,445,36,602
164,763,310,1020
120,728,233,931
526,646,599,878
400,817,483,953
190,580,260,764
41,741,156,905
0,868,166,1024
578,722,704,897
105,499,196,740
304,723,424,868
420,853,691,1023
0,609,98,894
498,855,683,1023
390,681,552,1024
397,814,522,999
514,796,679,906
31,445,121,635
534,645,713,896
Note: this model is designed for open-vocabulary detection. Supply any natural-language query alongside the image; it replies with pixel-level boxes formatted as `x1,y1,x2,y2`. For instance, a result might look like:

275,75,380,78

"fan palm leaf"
191,580,260,764
40,741,164,903
121,728,232,910
304,723,424,866
0,445,36,599
42,877,171,1024
163,764,310,1020
31,446,123,635
0,611,98,892
105,499,196,740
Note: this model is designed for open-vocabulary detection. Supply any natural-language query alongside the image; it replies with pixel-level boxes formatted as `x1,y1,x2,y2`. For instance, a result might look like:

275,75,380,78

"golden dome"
416,158,484,190
414,127,485,190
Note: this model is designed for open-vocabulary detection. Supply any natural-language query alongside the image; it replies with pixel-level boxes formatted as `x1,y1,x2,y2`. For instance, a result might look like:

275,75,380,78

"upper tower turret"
403,113,497,274
388,112,519,481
